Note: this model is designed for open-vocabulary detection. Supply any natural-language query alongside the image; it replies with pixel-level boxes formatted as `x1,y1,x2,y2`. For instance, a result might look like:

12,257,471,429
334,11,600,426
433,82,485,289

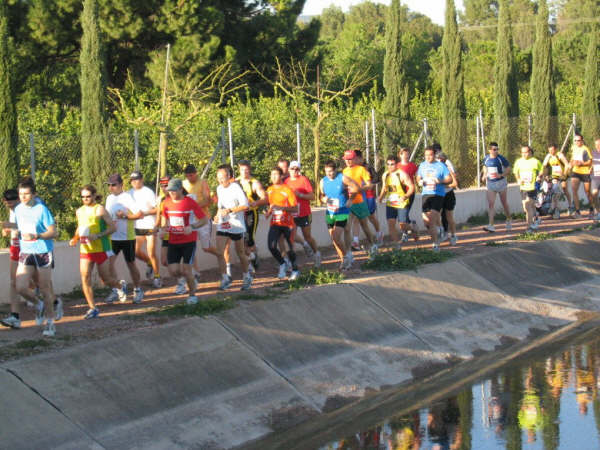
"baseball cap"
183,164,197,174
130,171,143,180
290,160,301,169
166,178,183,191
107,174,123,184
343,150,357,160
238,159,251,167
159,175,171,186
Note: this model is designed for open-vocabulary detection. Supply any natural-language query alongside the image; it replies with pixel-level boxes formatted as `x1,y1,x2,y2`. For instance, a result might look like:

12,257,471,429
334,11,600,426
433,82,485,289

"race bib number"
424,177,436,191
487,166,499,179
593,164,600,177
10,237,19,247
388,194,402,207
521,172,533,184
220,221,231,230
78,225,90,245
326,198,340,214
21,223,38,241
272,209,284,224
169,216,185,233
551,165,563,176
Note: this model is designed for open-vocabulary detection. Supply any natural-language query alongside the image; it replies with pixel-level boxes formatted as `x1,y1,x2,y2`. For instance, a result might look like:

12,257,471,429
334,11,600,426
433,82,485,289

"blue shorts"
386,206,410,223
366,197,377,215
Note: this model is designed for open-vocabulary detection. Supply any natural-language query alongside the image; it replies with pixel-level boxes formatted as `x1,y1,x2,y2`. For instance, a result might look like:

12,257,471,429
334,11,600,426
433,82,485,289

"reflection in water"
322,335,600,449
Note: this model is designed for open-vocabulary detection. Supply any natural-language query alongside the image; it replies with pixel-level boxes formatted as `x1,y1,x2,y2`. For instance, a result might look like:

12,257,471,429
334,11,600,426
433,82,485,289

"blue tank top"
322,173,349,216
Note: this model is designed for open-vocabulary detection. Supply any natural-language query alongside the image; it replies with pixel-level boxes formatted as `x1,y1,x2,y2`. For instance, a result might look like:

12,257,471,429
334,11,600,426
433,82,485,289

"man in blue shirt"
416,147,452,251
482,142,512,232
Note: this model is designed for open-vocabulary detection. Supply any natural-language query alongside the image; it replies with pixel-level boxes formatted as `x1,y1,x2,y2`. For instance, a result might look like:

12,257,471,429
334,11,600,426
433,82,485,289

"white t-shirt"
443,159,456,194
105,192,140,241
216,182,248,234
128,186,157,229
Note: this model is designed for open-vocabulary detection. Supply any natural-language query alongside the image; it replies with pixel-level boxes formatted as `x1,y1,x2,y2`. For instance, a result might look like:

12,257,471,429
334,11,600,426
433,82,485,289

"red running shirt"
397,162,418,181
162,196,206,244
285,175,313,217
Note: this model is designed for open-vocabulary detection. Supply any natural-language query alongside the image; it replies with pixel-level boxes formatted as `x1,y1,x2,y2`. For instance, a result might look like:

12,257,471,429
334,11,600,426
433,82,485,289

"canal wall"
2,231,600,449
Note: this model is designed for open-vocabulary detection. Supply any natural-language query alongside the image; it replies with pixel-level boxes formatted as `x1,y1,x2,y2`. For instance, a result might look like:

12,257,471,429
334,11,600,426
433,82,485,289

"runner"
569,134,593,218
590,138,600,221
342,149,378,257
416,147,452,252
105,173,144,303
285,160,321,267
257,167,300,280
5,179,62,336
542,144,570,219
320,160,357,269
437,151,459,245
378,155,415,247
236,160,266,271
69,185,126,318
278,158,290,182
214,164,253,291
129,171,161,288
514,146,544,231
159,178,208,304
350,150,383,248
482,142,513,232
396,147,419,241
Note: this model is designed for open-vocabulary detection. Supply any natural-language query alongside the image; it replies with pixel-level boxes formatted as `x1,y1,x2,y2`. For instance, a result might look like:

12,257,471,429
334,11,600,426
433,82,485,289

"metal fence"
3,111,587,241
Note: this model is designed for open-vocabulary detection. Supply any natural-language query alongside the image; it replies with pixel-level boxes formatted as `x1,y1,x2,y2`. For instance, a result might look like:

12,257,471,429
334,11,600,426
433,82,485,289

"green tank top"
77,204,112,254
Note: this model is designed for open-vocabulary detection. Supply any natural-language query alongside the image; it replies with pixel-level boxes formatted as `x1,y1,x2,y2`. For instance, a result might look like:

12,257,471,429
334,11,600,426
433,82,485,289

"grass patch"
513,231,554,241
148,297,236,317
14,339,51,350
485,241,508,247
235,288,284,301
286,269,344,291
362,248,454,272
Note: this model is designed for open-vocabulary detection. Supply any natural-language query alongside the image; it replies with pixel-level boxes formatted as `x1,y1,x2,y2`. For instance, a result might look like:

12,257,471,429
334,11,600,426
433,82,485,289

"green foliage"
582,21,600,142
286,268,344,291
149,297,236,317
513,231,554,241
362,248,454,271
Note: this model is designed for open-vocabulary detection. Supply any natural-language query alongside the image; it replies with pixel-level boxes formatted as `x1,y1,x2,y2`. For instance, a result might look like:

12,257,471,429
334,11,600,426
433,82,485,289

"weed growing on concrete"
149,297,236,317
485,241,508,247
361,248,453,272
287,269,344,291
514,231,554,241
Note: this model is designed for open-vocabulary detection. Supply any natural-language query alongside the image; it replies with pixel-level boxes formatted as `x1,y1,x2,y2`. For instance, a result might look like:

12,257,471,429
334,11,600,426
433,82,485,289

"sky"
302,0,465,26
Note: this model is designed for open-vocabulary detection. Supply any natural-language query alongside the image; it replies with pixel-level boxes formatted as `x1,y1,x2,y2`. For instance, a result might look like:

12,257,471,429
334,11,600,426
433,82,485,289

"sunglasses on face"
81,195,92,199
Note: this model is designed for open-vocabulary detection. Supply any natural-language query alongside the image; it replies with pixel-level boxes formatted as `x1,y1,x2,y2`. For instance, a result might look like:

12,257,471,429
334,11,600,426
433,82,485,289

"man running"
590,138,600,221
278,158,290,182
236,160,266,271
129,171,161,288
350,150,383,248
437,151,459,245
482,142,512,232
258,167,300,280
416,147,452,252
542,144,570,220
378,155,415,247
160,178,208,304
70,185,125,319
320,160,357,269
4,179,62,336
285,160,321,267
570,134,593,218
105,173,144,303
214,164,253,291
342,149,378,257
397,147,419,241
514,146,544,231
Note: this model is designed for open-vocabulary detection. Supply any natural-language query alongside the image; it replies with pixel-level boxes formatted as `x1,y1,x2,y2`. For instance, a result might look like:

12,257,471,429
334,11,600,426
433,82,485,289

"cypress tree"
383,0,410,151
441,0,467,169
494,0,519,158
582,20,599,141
530,0,557,151
80,0,110,188
0,1,19,201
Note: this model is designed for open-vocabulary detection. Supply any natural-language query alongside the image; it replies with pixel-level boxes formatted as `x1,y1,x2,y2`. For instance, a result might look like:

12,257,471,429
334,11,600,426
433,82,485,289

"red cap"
343,150,356,160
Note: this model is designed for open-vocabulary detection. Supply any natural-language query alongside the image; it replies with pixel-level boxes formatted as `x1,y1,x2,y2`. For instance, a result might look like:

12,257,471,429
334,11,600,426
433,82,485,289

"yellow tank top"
237,177,258,209
572,145,592,175
547,154,565,178
384,171,409,208
77,204,112,254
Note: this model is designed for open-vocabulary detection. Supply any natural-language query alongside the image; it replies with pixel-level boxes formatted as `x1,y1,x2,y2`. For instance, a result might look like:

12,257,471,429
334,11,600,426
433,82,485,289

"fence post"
527,114,532,147
364,120,370,164
220,126,226,163
227,118,234,173
296,122,301,164
371,108,377,170
423,118,429,148
479,110,486,151
476,116,481,188
29,133,36,183
572,113,577,140
134,129,139,171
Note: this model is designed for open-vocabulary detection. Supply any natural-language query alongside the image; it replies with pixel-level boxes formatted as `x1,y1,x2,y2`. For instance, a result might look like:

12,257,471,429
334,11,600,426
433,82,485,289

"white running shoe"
369,244,379,258
42,320,55,337
133,287,144,304
440,231,449,242
241,273,253,291
449,235,457,246
284,258,292,272
185,296,199,305
0,315,21,329
117,287,127,303
314,251,322,268
505,220,512,231
432,243,440,252
531,221,539,230
553,209,560,220
290,270,300,281
220,274,232,290
483,224,496,233
401,232,409,243
105,289,118,304
35,299,45,325
54,297,64,321
278,263,287,280
303,242,314,257
152,277,163,289
174,278,187,295
343,254,353,270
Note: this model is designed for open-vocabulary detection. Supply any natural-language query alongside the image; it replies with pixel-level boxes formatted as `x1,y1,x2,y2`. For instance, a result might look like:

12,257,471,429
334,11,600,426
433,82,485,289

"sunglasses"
81,195,92,199
575,139,583,142
108,183,118,186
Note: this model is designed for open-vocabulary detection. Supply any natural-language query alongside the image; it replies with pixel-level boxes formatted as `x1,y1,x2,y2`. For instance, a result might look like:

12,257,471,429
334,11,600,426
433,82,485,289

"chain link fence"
2,112,587,244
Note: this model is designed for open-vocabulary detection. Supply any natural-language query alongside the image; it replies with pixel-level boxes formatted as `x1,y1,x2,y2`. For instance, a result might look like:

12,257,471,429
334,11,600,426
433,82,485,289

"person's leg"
571,177,581,212
181,263,196,295
36,267,56,321
422,210,439,243
330,226,346,262
562,180,572,209
146,234,160,277
486,190,497,225
441,204,448,233
445,209,456,236
268,226,285,264
358,217,375,245
387,218,399,243
125,261,141,288
233,238,249,273
583,181,593,213
8,259,20,315
134,235,151,265
15,263,38,303
215,234,230,276
80,259,96,310
96,259,121,290
282,227,298,270
300,223,318,253
499,190,510,218
167,262,183,279
368,212,381,233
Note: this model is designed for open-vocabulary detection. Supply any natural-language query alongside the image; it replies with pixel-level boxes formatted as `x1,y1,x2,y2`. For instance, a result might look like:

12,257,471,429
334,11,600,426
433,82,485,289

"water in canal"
322,332,600,449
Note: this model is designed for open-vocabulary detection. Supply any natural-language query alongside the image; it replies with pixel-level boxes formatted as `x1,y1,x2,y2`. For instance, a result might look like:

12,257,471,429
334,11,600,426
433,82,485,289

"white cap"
290,160,301,169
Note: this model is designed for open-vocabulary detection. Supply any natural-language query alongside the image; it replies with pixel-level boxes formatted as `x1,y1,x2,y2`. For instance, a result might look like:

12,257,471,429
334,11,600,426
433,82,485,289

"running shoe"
84,308,99,319
152,277,163,289
284,258,292,272
505,220,512,231
376,231,384,245
145,264,153,280
42,320,55,337
35,299,45,325
119,280,128,295
440,231,449,242
314,251,322,268
369,244,379,258
248,261,256,274
132,287,144,304
401,232,409,243
483,224,496,233
0,315,21,329
303,242,314,257
343,254,353,270
117,287,127,303
220,274,232,290
553,209,560,220
574,210,581,219
54,297,63,321
289,270,300,281
432,243,440,252
449,235,457,246
241,273,253,291
174,278,187,295
105,289,118,304
185,296,199,305
226,264,232,278
527,225,536,233
531,221,540,230
250,253,259,270
278,263,287,280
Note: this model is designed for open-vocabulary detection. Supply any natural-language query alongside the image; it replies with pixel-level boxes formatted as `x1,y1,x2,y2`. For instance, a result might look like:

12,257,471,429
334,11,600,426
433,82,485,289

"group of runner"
2,137,598,336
